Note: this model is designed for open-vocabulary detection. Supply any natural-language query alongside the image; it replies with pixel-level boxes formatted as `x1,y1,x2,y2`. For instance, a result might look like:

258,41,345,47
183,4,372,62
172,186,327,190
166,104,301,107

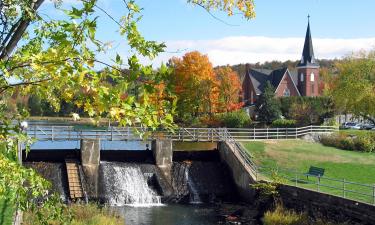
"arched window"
310,72,315,82
283,88,290,97
300,73,304,82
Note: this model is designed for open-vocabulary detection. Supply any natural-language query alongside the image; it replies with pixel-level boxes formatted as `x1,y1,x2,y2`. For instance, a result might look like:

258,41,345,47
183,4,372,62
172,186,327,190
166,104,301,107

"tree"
279,96,335,126
27,95,43,116
255,82,281,124
327,50,375,125
0,0,256,222
171,51,219,119
215,66,243,112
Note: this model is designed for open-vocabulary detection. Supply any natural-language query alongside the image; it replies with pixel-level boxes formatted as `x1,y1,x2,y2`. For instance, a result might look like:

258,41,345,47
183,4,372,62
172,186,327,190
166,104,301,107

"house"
242,19,321,105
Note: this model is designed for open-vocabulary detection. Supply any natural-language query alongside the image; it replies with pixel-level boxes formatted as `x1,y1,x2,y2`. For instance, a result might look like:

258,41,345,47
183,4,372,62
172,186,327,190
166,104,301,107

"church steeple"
297,15,319,68
297,16,321,97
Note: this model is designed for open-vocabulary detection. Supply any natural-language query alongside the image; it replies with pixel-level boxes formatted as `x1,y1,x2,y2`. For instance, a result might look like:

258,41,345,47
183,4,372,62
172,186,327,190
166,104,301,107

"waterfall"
101,163,162,207
185,168,202,204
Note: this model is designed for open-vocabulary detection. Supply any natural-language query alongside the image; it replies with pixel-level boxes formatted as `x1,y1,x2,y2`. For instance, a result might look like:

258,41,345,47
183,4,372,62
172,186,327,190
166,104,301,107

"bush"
271,119,297,128
23,203,123,225
263,204,344,225
219,110,251,128
354,135,375,152
320,132,375,152
263,204,308,225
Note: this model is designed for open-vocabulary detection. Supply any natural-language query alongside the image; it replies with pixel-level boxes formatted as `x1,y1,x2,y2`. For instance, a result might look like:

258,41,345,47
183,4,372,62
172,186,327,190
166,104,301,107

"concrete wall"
218,141,256,202
279,184,375,225
80,139,100,199
152,139,173,182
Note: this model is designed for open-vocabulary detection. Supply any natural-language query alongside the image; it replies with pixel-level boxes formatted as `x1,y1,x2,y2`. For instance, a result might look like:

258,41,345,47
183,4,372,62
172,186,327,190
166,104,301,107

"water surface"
117,204,221,225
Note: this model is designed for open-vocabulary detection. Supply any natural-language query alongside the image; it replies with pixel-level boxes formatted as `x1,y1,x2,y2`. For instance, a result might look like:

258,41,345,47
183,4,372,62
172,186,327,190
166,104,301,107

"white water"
185,168,202,204
102,163,162,207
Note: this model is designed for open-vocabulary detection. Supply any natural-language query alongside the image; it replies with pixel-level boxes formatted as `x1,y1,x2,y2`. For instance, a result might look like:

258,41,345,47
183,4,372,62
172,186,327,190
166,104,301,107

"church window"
300,73,304,82
310,72,315,82
283,88,290,97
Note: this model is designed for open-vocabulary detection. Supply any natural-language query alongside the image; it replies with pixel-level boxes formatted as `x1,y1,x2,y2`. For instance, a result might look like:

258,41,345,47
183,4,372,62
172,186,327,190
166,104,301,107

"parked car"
360,123,375,130
341,122,361,130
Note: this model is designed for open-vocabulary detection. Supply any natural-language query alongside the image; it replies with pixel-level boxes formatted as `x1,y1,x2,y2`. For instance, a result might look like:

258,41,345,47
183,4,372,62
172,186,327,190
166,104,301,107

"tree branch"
0,0,45,61
0,78,51,94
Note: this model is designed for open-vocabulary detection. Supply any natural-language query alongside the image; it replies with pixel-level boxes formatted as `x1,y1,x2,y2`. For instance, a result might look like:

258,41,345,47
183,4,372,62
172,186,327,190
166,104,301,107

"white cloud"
148,36,375,66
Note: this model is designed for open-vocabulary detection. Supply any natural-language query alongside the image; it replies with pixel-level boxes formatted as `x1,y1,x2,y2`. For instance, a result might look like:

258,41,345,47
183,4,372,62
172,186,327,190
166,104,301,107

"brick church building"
242,19,321,105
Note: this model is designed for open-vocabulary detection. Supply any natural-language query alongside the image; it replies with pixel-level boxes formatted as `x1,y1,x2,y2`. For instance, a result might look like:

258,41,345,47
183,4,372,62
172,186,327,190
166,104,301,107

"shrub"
320,132,375,152
263,204,309,225
339,137,355,150
323,118,339,127
354,135,375,152
271,119,297,128
219,110,251,128
23,203,123,225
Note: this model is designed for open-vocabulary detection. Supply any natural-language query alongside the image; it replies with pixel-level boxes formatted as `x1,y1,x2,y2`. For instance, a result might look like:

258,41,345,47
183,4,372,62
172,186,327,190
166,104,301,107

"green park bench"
305,166,325,181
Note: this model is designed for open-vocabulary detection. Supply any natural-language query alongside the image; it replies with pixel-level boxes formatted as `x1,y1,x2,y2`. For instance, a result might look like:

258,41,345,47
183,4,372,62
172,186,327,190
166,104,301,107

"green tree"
327,50,375,125
255,82,281,124
28,95,43,116
0,0,256,223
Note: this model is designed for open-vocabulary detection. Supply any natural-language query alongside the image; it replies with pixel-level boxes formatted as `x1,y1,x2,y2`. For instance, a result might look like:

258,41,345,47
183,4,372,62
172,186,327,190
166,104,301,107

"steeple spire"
297,15,319,67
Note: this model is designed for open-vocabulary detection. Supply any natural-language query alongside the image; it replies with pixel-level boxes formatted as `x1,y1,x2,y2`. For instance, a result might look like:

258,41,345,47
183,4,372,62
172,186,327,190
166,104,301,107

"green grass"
242,140,375,204
338,129,374,136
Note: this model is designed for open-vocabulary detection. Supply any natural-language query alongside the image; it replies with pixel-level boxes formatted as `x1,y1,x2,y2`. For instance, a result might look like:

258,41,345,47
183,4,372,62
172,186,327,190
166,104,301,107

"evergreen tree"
255,82,281,124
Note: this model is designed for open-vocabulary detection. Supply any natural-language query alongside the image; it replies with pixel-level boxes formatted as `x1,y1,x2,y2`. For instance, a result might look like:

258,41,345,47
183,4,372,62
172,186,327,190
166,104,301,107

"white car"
341,122,361,130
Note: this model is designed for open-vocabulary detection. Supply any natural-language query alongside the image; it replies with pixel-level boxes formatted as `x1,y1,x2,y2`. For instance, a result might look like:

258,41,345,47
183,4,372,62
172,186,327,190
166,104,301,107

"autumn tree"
215,66,243,112
327,50,375,125
0,0,255,222
170,51,219,120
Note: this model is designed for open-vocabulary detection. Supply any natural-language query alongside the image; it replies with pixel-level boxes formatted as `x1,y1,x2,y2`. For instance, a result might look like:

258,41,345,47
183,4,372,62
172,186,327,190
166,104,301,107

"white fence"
25,125,337,141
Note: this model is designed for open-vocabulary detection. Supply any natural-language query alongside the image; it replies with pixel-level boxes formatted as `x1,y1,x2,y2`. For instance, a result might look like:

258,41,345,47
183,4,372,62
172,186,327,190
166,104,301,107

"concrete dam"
23,140,253,206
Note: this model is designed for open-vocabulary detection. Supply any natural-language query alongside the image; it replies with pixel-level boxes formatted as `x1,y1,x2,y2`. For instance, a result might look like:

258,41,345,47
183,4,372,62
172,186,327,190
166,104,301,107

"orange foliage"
215,66,243,112
171,52,243,117
172,51,219,115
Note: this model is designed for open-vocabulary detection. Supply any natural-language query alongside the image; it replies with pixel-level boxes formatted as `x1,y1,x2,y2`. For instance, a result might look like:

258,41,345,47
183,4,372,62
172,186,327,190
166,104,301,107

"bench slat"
306,166,325,177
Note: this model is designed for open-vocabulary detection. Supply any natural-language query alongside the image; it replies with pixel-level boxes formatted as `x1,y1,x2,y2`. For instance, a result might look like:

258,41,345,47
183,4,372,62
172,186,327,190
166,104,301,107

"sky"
40,0,375,67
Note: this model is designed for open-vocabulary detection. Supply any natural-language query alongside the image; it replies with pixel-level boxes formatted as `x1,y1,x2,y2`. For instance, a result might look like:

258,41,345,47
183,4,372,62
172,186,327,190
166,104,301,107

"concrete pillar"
80,139,100,199
152,139,173,182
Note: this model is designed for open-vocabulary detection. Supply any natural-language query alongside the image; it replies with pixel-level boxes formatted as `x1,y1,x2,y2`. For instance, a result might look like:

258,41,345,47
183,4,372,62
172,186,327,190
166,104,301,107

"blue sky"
40,0,375,66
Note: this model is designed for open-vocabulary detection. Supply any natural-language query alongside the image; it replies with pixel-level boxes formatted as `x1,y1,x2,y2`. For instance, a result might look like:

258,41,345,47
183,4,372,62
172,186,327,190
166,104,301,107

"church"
242,19,322,105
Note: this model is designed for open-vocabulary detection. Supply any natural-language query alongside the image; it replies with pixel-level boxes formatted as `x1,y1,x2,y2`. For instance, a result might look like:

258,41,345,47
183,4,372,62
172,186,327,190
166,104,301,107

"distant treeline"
217,58,341,80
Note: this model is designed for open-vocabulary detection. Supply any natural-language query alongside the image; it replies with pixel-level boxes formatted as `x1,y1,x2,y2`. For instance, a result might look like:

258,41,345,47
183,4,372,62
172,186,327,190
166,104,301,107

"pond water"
116,204,258,225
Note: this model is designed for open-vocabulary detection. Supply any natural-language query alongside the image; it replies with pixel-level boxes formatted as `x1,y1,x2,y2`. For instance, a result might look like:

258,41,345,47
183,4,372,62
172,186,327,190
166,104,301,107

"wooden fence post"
253,127,255,140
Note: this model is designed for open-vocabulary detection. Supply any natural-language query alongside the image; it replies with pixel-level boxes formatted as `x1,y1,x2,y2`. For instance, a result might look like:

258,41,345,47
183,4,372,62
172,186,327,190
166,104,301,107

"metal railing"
222,129,259,179
259,166,375,205
226,125,337,140
26,125,337,141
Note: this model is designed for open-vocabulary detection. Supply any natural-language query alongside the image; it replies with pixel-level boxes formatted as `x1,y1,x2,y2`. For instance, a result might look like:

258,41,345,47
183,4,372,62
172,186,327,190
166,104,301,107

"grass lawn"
242,140,375,204
338,129,375,136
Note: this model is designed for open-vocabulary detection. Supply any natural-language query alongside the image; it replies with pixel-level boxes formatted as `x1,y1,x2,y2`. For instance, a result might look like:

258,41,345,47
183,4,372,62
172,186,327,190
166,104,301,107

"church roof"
297,18,320,68
246,67,298,95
